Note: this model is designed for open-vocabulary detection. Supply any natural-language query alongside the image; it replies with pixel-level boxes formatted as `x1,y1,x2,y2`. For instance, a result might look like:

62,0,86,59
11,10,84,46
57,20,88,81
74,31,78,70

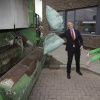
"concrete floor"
49,45,100,74
29,68,100,100
29,45,100,100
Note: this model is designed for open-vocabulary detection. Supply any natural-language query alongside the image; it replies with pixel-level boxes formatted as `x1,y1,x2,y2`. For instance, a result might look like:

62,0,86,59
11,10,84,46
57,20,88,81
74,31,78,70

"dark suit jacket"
59,29,83,51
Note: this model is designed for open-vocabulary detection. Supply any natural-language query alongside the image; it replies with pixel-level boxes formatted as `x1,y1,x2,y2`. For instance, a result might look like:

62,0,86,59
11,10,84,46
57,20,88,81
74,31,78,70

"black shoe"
76,71,83,75
67,74,71,79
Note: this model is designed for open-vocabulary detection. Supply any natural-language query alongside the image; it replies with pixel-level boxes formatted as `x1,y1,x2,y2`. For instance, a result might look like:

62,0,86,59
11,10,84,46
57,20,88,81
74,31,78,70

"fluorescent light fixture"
82,21,96,24
85,9,93,11
76,14,83,16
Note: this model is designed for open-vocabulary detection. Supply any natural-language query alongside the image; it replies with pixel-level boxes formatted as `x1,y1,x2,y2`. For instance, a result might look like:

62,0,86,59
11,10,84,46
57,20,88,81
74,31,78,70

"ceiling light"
85,9,93,11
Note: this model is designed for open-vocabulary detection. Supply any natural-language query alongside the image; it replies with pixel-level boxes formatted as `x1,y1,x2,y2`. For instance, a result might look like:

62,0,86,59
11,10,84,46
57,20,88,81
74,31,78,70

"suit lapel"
74,29,77,39
67,29,73,40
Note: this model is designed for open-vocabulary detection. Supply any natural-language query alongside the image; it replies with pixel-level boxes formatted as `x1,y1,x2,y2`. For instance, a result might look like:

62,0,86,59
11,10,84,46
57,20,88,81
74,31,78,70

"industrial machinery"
0,0,46,100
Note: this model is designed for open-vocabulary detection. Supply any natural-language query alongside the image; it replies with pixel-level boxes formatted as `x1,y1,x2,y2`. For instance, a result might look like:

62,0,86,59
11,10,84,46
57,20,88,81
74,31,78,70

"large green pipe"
0,48,46,100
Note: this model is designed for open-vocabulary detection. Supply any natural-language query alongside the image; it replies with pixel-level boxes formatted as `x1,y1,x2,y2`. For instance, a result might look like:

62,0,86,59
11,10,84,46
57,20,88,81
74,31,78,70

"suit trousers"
67,47,80,74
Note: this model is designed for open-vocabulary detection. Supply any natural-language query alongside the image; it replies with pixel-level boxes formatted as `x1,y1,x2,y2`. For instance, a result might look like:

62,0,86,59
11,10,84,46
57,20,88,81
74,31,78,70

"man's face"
67,22,74,29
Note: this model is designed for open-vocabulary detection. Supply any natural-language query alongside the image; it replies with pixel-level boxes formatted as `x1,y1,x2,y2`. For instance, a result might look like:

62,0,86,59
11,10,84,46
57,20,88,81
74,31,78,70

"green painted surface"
0,46,22,69
33,0,35,28
29,0,34,27
20,28,37,45
0,0,46,99
12,74,31,99
0,31,23,76
0,85,12,100
0,94,3,100
0,32,15,43
0,55,46,100
21,61,41,100
20,55,47,100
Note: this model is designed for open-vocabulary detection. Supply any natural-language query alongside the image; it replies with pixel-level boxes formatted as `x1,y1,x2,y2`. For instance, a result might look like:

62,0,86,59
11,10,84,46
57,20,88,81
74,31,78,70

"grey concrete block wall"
42,0,100,48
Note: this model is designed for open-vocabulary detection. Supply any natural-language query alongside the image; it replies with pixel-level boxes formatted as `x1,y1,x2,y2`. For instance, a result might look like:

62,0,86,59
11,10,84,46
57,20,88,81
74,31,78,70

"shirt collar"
70,29,74,33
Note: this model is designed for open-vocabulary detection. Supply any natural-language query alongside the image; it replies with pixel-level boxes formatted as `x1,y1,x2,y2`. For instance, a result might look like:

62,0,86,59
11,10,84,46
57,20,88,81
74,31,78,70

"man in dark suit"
59,22,83,79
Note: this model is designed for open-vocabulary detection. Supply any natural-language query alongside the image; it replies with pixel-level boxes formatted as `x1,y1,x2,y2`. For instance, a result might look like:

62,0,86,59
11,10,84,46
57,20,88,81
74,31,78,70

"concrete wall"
42,0,100,48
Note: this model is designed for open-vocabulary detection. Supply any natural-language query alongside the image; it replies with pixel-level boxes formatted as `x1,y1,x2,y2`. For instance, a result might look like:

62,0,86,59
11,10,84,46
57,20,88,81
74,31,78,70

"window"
75,7,97,34
48,6,98,35
67,11,74,23
96,6,100,35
